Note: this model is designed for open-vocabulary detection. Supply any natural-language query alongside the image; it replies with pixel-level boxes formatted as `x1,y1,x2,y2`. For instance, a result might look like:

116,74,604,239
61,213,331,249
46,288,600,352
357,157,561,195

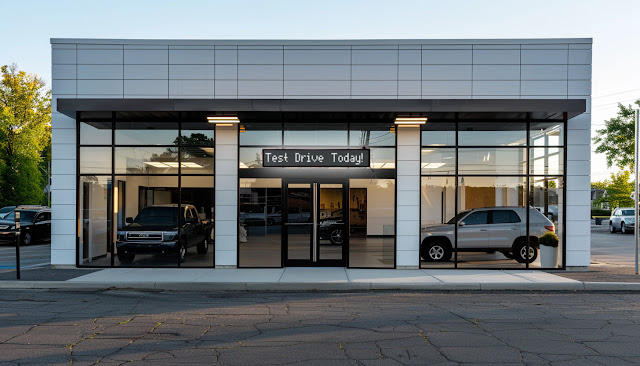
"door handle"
480,229,488,231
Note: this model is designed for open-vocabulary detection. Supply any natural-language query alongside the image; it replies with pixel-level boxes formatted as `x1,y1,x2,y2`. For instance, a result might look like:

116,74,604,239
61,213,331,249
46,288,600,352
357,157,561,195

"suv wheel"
621,223,628,234
22,232,32,246
117,252,135,264
421,240,452,262
197,238,209,254
513,239,538,264
609,222,616,233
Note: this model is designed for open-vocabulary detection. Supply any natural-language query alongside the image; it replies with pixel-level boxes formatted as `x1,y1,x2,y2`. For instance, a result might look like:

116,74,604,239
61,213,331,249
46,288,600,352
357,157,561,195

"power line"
592,97,640,109
592,88,640,100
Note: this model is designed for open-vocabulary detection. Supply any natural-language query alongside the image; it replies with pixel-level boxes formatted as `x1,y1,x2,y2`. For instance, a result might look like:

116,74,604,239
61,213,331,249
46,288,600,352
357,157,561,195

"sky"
1,0,638,182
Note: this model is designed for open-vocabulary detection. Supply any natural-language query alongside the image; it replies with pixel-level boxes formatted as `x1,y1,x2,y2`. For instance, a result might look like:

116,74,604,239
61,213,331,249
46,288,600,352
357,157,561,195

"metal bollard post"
15,211,21,280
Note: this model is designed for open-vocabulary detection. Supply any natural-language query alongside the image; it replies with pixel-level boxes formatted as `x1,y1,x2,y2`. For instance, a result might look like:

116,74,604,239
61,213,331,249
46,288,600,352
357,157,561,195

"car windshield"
621,210,635,216
446,210,471,224
133,207,181,227
2,211,37,223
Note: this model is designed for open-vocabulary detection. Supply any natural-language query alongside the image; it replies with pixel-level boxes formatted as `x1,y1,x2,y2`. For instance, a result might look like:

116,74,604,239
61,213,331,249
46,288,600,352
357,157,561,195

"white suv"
420,207,556,263
609,208,635,234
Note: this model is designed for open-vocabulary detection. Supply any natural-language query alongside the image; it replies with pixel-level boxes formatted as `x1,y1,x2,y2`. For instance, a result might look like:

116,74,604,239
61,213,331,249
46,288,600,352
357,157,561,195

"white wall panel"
52,80,76,95
52,49,76,64
399,49,421,64
77,80,123,95
170,65,215,79
169,49,214,64
521,80,567,96
568,65,592,80
569,49,591,64
568,80,591,95
473,65,520,80
422,81,472,96
351,65,398,80
124,65,168,79
215,65,238,79
398,65,421,80
77,65,123,79
215,49,238,64
238,49,283,64
398,81,420,96
352,50,398,64
284,49,351,64
422,65,472,80
284,81,350,96
422,50,472,64
284,65,350,80
238,65,284,80
169,80,214,97
52,65,76,79
521,65,567,80
521,50,568,64
473,49,520,64
124,80,168,96
124,49,168,64
238,80,283,96
351,81,397,96
473,81,520,96
215,80,237,96
77,49,123,64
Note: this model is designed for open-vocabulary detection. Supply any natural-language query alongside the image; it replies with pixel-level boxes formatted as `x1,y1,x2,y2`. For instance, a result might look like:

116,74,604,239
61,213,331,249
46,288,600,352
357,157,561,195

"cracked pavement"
0,290,639,365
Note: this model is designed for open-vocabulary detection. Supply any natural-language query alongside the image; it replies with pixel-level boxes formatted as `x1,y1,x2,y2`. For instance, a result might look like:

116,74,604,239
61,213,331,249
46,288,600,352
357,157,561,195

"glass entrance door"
285,181,346,266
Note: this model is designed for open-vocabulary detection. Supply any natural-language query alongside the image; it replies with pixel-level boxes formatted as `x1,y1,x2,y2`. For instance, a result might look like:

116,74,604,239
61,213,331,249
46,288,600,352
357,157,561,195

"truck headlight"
0,225,9,230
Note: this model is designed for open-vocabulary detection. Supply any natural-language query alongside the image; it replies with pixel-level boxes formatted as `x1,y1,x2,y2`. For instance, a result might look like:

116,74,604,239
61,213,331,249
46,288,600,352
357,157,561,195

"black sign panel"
262,149,370,167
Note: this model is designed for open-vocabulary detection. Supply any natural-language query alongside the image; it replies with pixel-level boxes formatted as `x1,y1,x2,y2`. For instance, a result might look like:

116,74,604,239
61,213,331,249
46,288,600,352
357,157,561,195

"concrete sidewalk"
1,267,640,291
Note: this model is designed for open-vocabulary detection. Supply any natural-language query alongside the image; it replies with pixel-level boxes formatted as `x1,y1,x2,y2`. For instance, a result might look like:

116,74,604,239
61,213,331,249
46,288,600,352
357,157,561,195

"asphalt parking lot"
0,243,51,271
591,221,637,266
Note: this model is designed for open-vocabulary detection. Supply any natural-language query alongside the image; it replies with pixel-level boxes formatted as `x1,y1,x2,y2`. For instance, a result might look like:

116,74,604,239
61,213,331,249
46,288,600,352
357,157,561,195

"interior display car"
319,209,345,245
609,208,635,234
0,207,51,245
420,207,556,263
116,204,212,264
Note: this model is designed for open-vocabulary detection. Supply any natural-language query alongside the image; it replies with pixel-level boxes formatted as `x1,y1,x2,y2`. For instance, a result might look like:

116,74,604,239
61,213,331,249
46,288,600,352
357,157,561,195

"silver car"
420,207,556,263
609,208,635,234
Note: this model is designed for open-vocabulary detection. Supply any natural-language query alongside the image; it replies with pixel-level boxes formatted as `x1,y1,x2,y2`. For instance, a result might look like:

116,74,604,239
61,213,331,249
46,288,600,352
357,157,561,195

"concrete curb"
1,280,639,291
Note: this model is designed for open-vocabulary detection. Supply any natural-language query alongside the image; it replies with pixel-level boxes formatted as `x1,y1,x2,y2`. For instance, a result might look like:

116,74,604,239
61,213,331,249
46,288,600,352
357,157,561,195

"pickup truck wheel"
178,241,187,263
21,232,32,246
197,238,209,254
117,252,135,264
421,240,452,262
513,239,537,264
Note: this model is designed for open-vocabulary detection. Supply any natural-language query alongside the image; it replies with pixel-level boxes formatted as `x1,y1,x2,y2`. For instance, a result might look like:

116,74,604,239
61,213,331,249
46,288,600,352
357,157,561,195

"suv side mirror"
458,221,466,227
125,217,133,224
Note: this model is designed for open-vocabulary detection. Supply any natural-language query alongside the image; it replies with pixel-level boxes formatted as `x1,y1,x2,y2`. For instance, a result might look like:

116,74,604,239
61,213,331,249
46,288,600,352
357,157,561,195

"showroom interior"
51,38,591,270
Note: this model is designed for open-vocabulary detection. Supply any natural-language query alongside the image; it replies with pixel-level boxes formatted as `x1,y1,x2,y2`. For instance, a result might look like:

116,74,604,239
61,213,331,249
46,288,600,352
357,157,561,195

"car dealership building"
50,38,591,270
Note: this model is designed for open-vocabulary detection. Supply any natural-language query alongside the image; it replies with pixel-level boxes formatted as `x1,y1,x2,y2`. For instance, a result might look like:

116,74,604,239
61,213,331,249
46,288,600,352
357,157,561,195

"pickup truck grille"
126,232,162,241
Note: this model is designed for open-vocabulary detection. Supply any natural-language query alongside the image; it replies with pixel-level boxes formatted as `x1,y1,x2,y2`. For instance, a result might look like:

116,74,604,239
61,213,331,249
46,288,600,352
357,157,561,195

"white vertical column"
214,125,238,267
395,126,421,268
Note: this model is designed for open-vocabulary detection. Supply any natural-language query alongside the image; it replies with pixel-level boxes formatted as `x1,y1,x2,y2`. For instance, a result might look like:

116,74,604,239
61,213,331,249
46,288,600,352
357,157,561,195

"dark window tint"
622,210,634,216
492,210,521,224
462,211,488,225
5,211,38,223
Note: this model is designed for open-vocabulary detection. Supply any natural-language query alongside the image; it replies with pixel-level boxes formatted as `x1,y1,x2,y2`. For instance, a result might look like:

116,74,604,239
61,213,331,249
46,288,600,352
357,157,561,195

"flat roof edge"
50,38,593,45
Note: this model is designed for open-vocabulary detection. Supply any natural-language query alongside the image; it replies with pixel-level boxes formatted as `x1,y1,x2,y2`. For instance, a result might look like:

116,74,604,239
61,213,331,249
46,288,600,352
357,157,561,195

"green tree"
0,64,51,206
600,171,635,209
593,100,640,171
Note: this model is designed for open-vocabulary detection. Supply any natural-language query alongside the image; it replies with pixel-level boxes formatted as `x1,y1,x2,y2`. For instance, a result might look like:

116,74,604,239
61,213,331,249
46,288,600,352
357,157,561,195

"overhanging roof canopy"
57,98,586,120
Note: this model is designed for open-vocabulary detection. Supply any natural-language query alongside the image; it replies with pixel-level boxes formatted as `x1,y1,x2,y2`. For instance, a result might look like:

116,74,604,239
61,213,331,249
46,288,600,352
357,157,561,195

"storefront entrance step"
279,267,349,283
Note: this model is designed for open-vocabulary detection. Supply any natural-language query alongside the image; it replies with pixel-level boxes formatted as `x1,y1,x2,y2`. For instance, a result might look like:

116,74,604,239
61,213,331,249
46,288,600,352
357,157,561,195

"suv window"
462,211,488,225
492,210,521,224
621,210,634,216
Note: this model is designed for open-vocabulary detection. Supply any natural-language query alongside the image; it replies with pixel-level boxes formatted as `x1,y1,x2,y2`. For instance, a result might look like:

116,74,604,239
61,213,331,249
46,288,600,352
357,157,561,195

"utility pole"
635,109,639,275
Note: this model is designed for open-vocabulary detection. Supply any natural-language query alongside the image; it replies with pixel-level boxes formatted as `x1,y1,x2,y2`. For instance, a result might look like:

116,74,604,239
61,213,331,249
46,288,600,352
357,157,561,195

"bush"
538,232,559,248
591,209,611,218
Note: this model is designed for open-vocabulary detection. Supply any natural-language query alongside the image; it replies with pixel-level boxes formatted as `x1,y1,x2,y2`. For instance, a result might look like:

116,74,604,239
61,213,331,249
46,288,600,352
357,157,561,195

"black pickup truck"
116,204,212,264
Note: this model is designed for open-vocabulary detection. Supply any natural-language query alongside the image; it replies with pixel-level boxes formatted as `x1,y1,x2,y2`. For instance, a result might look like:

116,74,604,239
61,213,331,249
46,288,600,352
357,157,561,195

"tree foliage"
0,64,51,206
592,171,635,209
593,100,640,171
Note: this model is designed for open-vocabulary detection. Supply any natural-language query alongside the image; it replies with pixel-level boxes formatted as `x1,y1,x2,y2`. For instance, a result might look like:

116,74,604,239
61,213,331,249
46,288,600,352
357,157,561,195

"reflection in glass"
180,175,215,267
239,147,264,169
114,175,179,267
79,176,111,266
319,184,344,261
530,177,564,269
421,148,456,175
80,147,112,174
115,147,179,174
420,177,455,268
349,123,395,147
284,123,348,146
287,184,312,260
458,122,526,146
370,148,395,169
181,147,214,174
530,122,564,146
239,179,282,267
458,148,526,175
349,179,395,268
530,147,563,175
456,176,527,268
421,122,455,146
115,122,178,145
240,123,282,146
80,121,112,145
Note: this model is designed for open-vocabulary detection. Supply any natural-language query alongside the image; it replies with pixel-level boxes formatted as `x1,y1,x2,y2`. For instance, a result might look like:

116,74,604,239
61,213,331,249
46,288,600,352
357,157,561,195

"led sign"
262,149,370,167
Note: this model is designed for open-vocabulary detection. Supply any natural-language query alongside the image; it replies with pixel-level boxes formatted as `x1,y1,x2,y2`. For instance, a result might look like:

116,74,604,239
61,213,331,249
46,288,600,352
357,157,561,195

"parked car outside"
0,207,52,245
116,204,212,264
609,207,635,234
420,206,556,263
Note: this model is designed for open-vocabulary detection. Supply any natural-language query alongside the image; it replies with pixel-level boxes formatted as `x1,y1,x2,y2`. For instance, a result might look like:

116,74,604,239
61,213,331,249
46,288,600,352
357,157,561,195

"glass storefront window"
78,176,112,267
456,176,527,268
240,122,282,146
348,179,395,268
458,122,527,146
421,122,456,146
284,123,348,146
458,148,526,175
530,177,564,269
80,147,112,174
420,176,456,268
239,179,283,267
421,148,456,175
370,148,395,169
530,147,563,175
349,123,395,147
181,146,215,175
530,122,564,146
115,147,179,174
115,121,179,145
180,175,215,267
80,121,112,145
239,147,264,169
